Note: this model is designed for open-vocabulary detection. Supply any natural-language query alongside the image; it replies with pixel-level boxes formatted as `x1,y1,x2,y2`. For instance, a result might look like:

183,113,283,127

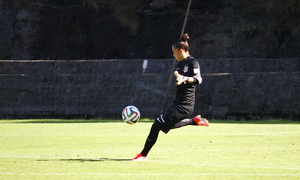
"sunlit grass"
0,119,299,179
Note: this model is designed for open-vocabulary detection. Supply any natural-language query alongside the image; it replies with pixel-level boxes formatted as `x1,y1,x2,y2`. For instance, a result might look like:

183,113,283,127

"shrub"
83,0,147,32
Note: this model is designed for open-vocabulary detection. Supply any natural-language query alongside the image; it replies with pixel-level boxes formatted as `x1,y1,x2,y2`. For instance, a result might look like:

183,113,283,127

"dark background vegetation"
0,0,300,60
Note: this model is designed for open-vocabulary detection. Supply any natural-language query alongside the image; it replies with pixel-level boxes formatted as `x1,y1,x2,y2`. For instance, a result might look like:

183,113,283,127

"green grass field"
0,119,299,180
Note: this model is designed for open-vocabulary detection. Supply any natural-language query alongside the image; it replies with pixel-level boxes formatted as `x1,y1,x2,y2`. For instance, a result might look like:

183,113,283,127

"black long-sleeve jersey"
174,56,202,105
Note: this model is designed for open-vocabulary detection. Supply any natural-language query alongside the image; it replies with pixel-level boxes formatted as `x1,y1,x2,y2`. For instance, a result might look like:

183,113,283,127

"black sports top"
174,56,202,105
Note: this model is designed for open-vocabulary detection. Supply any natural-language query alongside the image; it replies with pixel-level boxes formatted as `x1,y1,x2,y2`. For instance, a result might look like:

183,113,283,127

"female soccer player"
132,33,209,161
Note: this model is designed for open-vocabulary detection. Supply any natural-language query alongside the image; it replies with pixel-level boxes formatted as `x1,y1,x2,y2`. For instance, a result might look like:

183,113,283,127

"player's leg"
132,104,178,161
173,118,196,128
132,123,160,161
140,123,160,156
173,115,209,129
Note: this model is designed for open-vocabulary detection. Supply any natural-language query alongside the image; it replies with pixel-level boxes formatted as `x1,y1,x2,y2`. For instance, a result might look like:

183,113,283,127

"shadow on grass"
60,158,132,162
38,158,131,162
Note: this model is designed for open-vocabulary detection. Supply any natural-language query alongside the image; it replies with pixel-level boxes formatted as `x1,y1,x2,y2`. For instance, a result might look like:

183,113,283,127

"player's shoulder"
187,56,196,62
187,56,199,65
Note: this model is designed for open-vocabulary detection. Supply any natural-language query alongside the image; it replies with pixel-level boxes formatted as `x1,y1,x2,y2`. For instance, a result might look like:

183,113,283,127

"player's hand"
174,71,189,85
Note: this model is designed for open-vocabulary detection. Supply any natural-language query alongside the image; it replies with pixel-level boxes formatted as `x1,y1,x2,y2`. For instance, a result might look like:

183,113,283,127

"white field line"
0,173,300,176
147,160,300,170
208,133,299,136
1,155,300,171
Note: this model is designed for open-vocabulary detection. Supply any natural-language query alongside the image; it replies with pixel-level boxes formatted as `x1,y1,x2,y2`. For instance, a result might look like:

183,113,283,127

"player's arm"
174,71,201,85
193,66,202,84
174,63,202,85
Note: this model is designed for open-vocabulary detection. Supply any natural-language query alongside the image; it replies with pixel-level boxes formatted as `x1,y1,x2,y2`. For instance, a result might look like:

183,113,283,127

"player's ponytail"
180,33,190,43
173,33,190,52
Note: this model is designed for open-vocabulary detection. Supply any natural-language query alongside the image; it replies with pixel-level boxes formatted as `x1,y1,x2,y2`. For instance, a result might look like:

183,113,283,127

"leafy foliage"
267,0,300,16
0,44,11,60
83,0,147,32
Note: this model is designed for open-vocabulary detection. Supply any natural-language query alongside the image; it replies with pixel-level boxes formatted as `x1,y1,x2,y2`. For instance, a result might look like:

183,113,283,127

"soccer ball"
122,106,140,124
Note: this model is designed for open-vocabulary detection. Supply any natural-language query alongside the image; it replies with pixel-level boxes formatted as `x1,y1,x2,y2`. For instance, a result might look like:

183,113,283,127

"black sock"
140,123,160,157
173,118,197,129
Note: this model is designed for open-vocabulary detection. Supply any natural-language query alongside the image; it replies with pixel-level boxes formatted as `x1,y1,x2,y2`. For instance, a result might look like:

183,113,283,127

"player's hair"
173,33,190,52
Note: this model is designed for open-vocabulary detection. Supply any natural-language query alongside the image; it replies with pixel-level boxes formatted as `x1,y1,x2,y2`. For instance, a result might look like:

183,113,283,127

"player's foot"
193,115,209,127
131,153,147,161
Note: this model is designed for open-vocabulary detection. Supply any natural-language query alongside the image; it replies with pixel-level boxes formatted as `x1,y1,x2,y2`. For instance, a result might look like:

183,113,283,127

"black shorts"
155,103,193,134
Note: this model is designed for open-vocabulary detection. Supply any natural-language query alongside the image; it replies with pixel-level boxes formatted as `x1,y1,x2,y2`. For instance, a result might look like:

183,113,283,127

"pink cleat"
131,153,147,161
193,115,209,127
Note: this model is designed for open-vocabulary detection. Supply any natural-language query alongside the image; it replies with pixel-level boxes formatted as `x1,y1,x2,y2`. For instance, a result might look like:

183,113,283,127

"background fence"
0,59,299,120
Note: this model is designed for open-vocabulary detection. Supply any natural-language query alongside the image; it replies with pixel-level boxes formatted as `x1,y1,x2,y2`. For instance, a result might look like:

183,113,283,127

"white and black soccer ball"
122,106,140,124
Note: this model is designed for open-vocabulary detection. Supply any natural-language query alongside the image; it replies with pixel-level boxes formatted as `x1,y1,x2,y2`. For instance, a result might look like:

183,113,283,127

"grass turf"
0,119,299,179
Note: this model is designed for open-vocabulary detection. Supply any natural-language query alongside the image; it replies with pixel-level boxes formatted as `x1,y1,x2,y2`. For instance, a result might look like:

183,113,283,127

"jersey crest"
183,65,189,73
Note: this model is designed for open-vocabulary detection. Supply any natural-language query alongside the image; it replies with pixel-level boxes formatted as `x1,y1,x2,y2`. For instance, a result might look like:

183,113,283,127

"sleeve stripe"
193,68,202,84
